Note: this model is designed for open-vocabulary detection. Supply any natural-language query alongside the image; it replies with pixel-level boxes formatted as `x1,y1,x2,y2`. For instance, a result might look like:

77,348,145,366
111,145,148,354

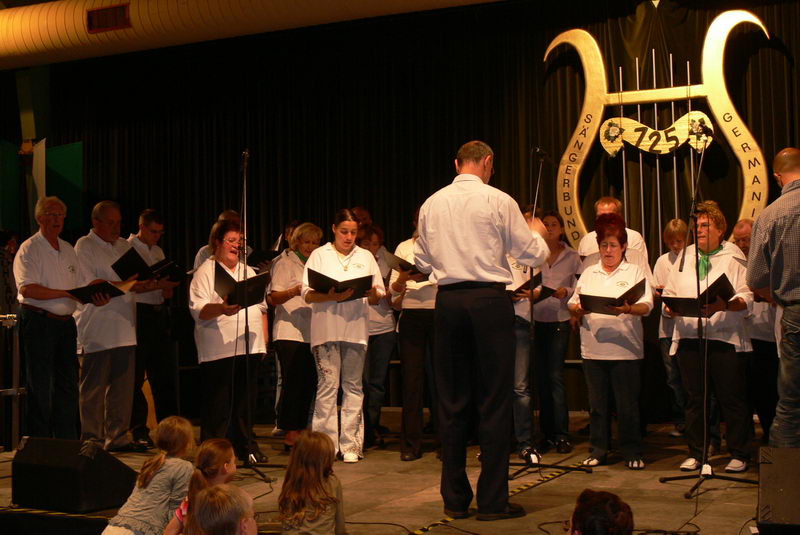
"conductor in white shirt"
415,141,548,521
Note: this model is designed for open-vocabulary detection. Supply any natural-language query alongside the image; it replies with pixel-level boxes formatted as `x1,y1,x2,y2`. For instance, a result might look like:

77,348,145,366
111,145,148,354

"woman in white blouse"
663,200,753,473
269,223,322,450
302,209,384,463
189,219,269,462
568,213,653,470
533,211,581,454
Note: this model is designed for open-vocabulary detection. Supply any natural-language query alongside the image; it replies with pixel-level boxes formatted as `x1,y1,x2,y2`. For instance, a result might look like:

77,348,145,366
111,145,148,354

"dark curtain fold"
0,0,796,261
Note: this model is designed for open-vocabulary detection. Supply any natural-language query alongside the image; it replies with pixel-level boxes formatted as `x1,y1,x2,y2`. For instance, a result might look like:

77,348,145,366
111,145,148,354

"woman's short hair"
662,219,688,242
208,219,241,252
571,488,633,535
290,223,323,251
186,484,252,535
594,213,628,247
695,200,727,234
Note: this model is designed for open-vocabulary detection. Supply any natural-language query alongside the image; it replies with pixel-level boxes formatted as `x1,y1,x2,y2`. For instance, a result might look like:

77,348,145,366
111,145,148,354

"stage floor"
0,410,761,535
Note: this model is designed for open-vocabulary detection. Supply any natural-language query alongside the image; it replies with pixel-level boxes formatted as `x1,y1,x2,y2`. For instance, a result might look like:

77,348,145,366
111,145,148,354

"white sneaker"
680,457,700,471
725,459,747,473
342,452,359,463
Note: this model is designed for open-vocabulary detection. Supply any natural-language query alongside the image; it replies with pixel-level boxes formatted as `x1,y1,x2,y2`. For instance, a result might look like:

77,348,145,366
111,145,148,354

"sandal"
626,458,645,470
582,455,606,467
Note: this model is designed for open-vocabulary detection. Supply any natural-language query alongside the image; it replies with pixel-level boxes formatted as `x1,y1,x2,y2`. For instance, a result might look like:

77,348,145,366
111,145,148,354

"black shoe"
444,507,472,519
555,439,573,454
477,502,526,521
401,452,421,461
132,437,155,450
519,448,542,465
245,450,268,466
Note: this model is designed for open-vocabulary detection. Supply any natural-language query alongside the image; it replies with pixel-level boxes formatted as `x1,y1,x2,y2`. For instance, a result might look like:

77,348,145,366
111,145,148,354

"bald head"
773,147,800,188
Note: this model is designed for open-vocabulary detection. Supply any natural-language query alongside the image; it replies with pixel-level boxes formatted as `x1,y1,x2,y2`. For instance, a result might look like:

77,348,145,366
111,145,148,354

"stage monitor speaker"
758,446,800,535
12,437,137,513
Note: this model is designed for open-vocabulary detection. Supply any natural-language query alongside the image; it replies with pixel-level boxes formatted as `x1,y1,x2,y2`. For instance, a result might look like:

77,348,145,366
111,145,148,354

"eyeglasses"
223,237,242,246
43,212,66,218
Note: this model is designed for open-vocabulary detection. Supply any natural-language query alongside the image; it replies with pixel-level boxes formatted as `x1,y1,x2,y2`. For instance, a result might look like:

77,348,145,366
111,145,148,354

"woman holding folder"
189,219,268,463
567,213,653,469
302,209,384,463
269,223,322,450
662,200,753,473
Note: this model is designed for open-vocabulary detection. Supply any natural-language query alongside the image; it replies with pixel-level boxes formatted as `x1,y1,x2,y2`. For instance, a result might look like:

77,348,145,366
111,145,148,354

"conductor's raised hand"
528,217,547,238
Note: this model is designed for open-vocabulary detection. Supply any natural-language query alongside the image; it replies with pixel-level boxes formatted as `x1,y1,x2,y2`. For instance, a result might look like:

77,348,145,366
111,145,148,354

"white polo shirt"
74,230,136,353
388,238,436,310
663,242,753,355
301,243,384,348
14,231,82,316
533,244,580,323
189,258,267,363
127,234,166,306
567,260,653,361
270,251,312,343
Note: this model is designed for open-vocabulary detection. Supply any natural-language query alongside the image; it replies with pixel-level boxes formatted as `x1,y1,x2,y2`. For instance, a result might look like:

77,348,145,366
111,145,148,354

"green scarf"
295,250,308,263
698,244,723,280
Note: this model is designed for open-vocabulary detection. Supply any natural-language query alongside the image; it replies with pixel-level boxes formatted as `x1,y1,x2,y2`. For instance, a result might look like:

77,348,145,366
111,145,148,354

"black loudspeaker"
758,447,800,535
12,437,137,513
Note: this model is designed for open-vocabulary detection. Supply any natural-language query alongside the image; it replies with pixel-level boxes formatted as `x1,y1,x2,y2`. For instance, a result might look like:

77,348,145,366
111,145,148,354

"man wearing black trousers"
415,141,548,521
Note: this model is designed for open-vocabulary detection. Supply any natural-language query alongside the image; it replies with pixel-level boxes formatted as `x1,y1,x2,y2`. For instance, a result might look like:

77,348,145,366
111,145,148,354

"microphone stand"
239,149,284,476
509,147,590,479
658,132,756,497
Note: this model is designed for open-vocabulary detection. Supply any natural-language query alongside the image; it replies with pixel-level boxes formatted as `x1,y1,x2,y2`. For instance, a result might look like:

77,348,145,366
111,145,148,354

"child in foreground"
279,430,347,535
103,416,195,535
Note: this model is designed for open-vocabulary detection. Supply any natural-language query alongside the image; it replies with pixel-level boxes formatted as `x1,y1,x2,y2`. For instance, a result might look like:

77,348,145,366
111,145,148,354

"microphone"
240,149,250,172
533,147,553,162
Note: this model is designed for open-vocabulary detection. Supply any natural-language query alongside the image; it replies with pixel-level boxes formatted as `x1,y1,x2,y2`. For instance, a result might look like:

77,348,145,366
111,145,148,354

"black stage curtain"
0,0,797,255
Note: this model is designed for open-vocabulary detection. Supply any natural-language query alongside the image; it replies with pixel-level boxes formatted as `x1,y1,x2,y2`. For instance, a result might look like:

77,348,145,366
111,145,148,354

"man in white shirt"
127,209,180,449
14,196,106,439
76,201,156,451
415,140,548,521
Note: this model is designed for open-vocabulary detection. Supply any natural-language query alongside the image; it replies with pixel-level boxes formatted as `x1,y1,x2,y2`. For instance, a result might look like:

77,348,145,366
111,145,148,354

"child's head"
188,438,237,515
137,416,195,488
569,488,633,535
196,438,237,485
287,430,335,479
155,416,196,458
278,431,337,527
662,219,687,255
185,484,256,535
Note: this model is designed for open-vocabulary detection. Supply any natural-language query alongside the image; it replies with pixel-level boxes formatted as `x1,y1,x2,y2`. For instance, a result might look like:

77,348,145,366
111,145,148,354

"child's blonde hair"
278,431,337,527
185,484,253,535
137,416,195,488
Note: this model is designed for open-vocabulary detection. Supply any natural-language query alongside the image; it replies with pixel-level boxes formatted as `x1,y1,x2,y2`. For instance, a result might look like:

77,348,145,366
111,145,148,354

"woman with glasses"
189,219,268,463
568,213,653,470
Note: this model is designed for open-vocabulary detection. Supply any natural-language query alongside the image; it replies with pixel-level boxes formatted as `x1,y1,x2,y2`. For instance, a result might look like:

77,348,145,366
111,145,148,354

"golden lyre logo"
545,10,769,247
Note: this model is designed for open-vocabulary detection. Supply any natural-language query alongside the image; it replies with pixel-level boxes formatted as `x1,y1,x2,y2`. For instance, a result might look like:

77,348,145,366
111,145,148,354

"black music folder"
112,248,185,282
661,274,736,317
579,278,646,315
307,269,373,302
214,262,270,308
246,249,282,268
508,272,542,295
68,281,126,304
384,252,421,275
